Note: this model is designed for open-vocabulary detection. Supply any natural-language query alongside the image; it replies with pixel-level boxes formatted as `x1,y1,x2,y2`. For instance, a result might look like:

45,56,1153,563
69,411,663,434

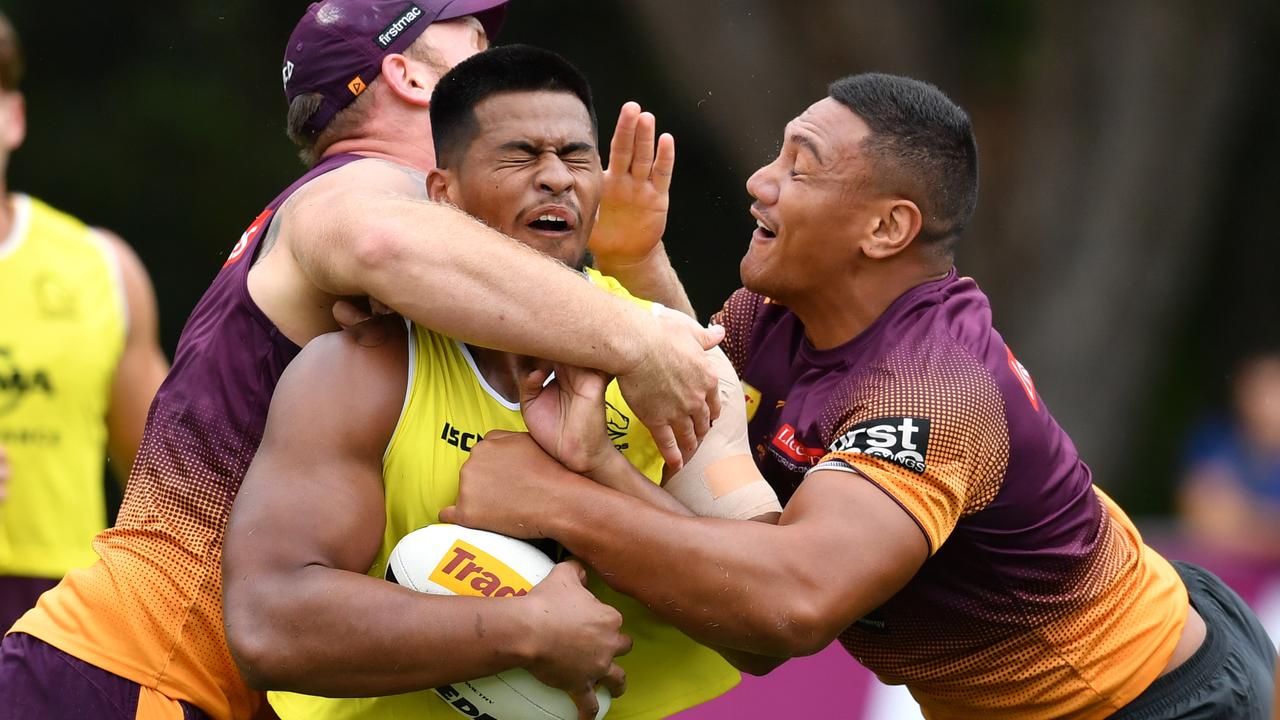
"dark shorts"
0,632,211,720
0,575,57,634
1113,561,1277,719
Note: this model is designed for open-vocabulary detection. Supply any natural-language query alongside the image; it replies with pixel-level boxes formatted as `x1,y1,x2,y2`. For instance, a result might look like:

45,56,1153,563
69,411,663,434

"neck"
467,345,521,403
787,262,950,351
322,136,437,174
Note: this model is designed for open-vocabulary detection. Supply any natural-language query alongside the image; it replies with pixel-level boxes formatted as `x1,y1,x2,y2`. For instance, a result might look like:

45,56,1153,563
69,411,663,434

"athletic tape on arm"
664,347,782,520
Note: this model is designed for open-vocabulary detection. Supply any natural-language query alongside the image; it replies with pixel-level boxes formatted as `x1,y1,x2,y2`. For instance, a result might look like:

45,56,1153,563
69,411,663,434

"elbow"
749,596,842,658
224,594,294,690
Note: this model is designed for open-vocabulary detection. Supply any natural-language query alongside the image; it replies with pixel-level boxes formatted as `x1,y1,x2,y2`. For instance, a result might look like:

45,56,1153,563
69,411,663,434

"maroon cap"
283,0,507,136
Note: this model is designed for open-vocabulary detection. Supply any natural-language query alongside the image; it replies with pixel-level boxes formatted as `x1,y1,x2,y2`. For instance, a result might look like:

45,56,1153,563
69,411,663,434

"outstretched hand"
590,102,675,265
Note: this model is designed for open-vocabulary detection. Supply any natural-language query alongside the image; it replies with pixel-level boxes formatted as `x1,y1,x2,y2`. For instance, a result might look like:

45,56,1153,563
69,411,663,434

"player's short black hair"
829,73,978,253
430,44,596,169
0,10,23,92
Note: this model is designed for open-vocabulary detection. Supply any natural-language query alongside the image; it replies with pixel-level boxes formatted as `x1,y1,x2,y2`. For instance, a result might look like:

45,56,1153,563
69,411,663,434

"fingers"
653,133,675,193
651,425,684,471
570,687,600,720
630,112,657,181
707,375,723,425
700,323,726,350
692,399,712,442
608,101,640,174
555,558,589,585
518,367,553,407
600,662,627,698
438,504,458,524
331,299,372,329
672,417,699,464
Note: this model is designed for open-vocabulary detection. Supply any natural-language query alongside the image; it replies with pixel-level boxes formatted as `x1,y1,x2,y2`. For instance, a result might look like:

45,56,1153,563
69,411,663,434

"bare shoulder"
272,317,411,452
284,157,428,213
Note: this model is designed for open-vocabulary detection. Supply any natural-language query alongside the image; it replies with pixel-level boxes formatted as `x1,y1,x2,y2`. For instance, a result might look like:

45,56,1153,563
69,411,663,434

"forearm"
590,451,693,517
540,476,829,656
227,564,534,695
319,198,653,376
593,242,696,319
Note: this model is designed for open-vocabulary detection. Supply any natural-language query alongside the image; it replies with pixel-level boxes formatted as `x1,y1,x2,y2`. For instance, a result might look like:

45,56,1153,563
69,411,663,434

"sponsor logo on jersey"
434,684,498,720
769,423,825,467
430,540,533,598
828,416,931,474
375,3,424,49
742,382,761,422
441,421,482,452
223,208,274,268
0,348,55,416
1006,344,1039,411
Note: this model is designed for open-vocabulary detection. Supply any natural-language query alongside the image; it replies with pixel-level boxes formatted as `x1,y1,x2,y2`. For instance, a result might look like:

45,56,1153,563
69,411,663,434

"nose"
535,154,574,196
746,161,777,206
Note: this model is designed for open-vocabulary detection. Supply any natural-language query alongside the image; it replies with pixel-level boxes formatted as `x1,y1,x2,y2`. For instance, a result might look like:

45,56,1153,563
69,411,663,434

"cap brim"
438,0,508,42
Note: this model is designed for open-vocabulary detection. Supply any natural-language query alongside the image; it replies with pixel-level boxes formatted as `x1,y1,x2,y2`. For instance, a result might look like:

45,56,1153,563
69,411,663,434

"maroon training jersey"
12,153,361,720
713,270,1187,719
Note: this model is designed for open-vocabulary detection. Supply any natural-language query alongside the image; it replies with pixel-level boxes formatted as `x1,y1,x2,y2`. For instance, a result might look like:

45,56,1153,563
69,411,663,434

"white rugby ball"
386,524,612,720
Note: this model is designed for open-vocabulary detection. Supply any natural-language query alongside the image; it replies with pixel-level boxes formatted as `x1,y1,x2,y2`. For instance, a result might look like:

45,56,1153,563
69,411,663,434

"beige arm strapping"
663,347,782,520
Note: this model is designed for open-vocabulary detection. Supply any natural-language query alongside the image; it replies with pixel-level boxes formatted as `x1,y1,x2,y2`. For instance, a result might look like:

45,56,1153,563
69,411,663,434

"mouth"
750,207,777,241
523,205,578,236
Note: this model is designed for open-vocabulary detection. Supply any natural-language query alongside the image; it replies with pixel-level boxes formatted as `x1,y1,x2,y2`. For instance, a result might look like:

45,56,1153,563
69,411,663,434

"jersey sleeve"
710,288,764,376
811,342,1010,553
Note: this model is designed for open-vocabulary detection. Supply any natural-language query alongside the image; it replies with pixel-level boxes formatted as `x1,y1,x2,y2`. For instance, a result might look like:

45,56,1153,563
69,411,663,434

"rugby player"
0,10,167,633
223,44,780,720
444,73,1279,718
0,3,724,719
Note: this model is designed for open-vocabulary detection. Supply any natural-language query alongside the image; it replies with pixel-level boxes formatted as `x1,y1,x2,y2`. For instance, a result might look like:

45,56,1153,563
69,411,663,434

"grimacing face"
432,89,600,270
742,97,876,302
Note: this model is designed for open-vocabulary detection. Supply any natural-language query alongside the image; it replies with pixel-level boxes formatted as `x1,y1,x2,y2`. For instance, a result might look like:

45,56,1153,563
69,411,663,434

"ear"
426,167,458,205
861,199,922,260
379,54,436,108
0,93,26,152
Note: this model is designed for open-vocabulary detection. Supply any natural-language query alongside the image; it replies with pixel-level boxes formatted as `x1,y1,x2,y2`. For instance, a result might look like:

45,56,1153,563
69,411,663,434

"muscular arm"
447,466,926,658
102,232,168,483
258,158,720,467
223,326,626,703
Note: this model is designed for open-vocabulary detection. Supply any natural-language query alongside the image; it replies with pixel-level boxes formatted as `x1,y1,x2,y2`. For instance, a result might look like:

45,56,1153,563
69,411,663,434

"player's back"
8,154,361,720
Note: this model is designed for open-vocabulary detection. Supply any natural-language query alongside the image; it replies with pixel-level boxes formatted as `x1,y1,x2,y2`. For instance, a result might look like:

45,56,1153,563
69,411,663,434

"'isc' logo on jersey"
829,416,931,474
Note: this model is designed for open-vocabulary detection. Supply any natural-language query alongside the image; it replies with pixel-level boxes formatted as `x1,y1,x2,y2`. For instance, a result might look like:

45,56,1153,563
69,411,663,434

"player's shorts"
1112,561,1276,719
0,632,212,720
0,575,56,633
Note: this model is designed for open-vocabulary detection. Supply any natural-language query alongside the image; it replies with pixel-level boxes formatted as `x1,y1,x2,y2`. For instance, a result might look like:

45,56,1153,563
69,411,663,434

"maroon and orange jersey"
713,270,1186,719
9,154,362,720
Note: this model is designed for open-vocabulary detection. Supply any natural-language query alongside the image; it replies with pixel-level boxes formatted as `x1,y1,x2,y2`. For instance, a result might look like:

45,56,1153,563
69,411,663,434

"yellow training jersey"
0,194,125,579
270,269,739,720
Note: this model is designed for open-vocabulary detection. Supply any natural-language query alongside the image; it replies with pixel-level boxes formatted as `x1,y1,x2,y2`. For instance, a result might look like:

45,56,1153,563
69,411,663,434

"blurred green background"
4,1,1278,518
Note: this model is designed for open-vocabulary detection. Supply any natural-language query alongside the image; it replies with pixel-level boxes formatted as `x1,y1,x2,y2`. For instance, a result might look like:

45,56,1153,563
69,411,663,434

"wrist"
584,449,632,489
594,240,668,276
605,304,658,377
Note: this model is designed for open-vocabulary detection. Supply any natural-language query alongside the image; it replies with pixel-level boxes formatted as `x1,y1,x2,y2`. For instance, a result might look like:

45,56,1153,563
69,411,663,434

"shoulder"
284,157,427,209
712,288,776,372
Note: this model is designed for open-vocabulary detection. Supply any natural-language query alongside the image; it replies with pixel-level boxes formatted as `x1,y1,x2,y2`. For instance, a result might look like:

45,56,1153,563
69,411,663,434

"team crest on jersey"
829,416,931,474
604,401,631,451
